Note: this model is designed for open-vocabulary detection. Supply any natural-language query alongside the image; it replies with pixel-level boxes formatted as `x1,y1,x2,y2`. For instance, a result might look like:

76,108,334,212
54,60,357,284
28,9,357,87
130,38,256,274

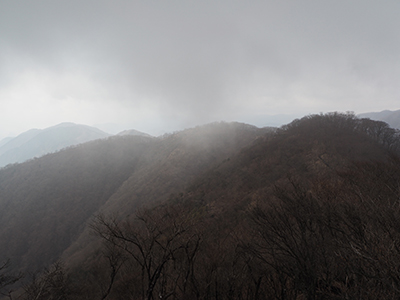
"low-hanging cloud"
0,0,399,137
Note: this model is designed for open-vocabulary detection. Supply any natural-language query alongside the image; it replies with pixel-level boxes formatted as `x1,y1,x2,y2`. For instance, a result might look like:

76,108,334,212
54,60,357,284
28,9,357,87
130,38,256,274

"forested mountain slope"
99,122,270,215
0,122,270,278
63,113,400,300
2,114,400,299
0,135,154,273
62,122,272,266
182,113,399,213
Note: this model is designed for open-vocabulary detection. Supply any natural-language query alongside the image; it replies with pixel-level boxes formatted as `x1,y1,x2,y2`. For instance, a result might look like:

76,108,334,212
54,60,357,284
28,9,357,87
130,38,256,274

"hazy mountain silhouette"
358,109,400,129
0,129,42,156
0,137,14,148
116,129,153,137
0,123,110,167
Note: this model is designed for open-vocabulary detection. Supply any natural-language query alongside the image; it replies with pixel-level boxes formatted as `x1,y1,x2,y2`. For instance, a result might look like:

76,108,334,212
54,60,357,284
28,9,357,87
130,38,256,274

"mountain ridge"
0,121,270,276
358,109,400,129
0,123,152,168
1,115,400,299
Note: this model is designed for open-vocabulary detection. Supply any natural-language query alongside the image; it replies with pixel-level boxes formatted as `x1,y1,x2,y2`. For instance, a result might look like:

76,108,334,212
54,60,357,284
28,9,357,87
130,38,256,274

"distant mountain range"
0,123,152,168
1,110,399,169
358,109,400,129
1,114,400,298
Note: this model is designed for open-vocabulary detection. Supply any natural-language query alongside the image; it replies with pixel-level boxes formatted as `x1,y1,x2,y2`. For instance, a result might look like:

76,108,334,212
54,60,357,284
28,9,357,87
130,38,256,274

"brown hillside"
179,113,398,215
0,122,271,277
0,135,154,273
3,114,400,299
67,113,400,300
62,122,272,268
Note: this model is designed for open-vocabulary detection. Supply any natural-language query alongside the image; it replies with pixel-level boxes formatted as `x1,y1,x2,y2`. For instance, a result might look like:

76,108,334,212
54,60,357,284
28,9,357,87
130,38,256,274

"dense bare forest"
1,113,400,299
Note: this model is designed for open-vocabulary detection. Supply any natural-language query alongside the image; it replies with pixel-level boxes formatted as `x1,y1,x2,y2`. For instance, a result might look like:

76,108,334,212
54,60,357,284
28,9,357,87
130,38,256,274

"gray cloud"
0,0,399,138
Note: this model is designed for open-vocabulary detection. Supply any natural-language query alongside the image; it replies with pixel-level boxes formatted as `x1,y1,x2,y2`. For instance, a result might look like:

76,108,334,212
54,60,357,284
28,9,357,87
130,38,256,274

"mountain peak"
116,129,152,137
0,123,110,167
50,122,77,128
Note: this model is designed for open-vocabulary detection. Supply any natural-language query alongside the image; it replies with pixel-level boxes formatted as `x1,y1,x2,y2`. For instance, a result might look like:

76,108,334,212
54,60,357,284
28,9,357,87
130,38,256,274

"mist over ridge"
0,113,400,298
0,113,299,168
0,0,399,297
1,108,399,169
1,1,399,139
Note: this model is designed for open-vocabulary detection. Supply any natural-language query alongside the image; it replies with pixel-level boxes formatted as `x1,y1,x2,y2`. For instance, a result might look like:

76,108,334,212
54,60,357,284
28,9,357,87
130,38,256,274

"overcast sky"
1,1,399,139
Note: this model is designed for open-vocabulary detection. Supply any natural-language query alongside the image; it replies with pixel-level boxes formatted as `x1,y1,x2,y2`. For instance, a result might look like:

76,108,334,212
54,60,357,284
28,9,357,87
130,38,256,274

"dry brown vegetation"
1,114,400,299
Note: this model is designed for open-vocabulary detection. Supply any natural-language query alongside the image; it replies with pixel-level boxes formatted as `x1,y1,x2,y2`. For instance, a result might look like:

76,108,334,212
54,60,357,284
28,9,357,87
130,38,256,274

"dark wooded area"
1,114,400,299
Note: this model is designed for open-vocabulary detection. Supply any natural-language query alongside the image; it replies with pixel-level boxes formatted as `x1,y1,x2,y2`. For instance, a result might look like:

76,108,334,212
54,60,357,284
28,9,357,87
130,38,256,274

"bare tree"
21,261,71,300
92,204,202,300
0,260,22,300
